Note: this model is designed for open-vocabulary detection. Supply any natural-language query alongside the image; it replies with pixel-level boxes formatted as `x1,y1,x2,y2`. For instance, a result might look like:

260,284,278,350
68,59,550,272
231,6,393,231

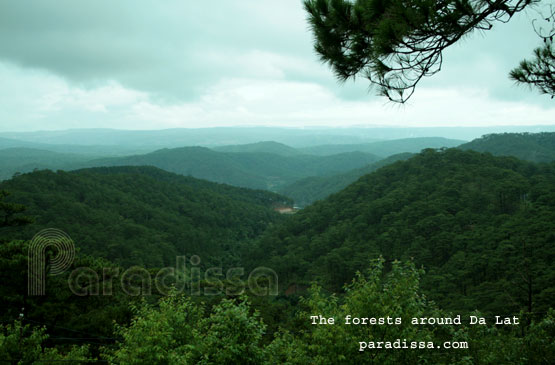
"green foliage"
0,148,92,181
524,308,555,363
279,153,413,206
106,293,267,364
0,190,32,229
0,166,288,267
0,238,133,354
0,320,91,364
0,321,46,364
510,41,555,98
247,149,555,316
304,0,534,102
268,259,555,364
269,259,447,364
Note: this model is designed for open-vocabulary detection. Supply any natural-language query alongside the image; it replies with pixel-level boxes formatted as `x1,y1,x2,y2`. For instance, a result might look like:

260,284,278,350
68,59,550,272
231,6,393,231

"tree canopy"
304,0,554,102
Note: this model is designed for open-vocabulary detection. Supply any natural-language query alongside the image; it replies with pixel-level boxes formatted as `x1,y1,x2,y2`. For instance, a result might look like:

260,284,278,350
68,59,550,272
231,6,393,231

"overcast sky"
0,0,553,132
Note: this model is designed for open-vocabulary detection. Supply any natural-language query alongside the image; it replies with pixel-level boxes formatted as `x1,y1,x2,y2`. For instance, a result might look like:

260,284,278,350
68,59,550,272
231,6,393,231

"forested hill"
0,147,91,180
85,146,381,190
460,132,555,162
278,153,413,207
0,166,291,268
212,141,302,156
245,149,555,315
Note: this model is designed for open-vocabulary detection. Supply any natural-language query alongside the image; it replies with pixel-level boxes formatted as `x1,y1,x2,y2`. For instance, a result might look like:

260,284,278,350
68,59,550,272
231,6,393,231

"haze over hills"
212,141,302,157
3,132,555,199
0,148,93,180
278,153,414,206
84,147,381,190
2,125,554,148
299,137,464,157
279,132,555,206
0,136,154,157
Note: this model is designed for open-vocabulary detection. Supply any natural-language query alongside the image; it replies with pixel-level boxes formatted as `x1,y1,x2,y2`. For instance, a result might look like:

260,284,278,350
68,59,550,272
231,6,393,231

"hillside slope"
0,148,93,180
1,166,290,268
245,149,555,315
85,147,381,190
459,132,555,162
278,153,413,206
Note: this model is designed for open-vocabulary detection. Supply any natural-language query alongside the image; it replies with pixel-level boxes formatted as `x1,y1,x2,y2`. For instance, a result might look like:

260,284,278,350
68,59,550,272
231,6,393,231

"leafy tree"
304,0,552,102
0,320,91,364
106,292,267,364
267,259,555,364
0,190,32,230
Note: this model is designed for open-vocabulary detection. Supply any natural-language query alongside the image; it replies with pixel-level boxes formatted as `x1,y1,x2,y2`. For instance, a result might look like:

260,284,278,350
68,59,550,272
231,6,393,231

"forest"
1,132,554,363
1,0,555,361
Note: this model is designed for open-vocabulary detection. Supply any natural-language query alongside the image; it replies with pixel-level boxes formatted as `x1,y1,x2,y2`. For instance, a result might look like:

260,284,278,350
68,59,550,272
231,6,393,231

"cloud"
0,1,552,132
0,0,317,101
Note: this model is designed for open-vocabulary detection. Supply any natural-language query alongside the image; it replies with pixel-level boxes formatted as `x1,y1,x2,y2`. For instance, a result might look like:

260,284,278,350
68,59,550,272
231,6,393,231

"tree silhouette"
510,3,555,97
304,0,552,102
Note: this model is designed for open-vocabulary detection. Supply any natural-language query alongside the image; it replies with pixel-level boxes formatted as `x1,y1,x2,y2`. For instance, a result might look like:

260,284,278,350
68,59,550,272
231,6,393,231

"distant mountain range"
212,141,302,157
2,132,555,205
0,136,153,156
0,148,92,180
213,137,464,157
2,125,554,147
297,137,464,157
84,147,381,190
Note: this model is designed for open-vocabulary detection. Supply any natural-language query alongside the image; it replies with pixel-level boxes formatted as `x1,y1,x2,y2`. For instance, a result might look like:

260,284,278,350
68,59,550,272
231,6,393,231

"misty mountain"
0,136,153,157
298,137,465,157
4,126,553,149
278,153,413,206
459,132,555,162
0,127,378,148
84,147,381,190
212,141,302,157
0,148,93,180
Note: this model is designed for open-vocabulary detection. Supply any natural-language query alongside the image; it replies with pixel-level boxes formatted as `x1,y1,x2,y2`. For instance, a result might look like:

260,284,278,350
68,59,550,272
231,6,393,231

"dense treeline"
459,132,555,163
0,166,290,268
2,259,553,364
245,149,555,316
1,146,554,362
0,167,292,359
